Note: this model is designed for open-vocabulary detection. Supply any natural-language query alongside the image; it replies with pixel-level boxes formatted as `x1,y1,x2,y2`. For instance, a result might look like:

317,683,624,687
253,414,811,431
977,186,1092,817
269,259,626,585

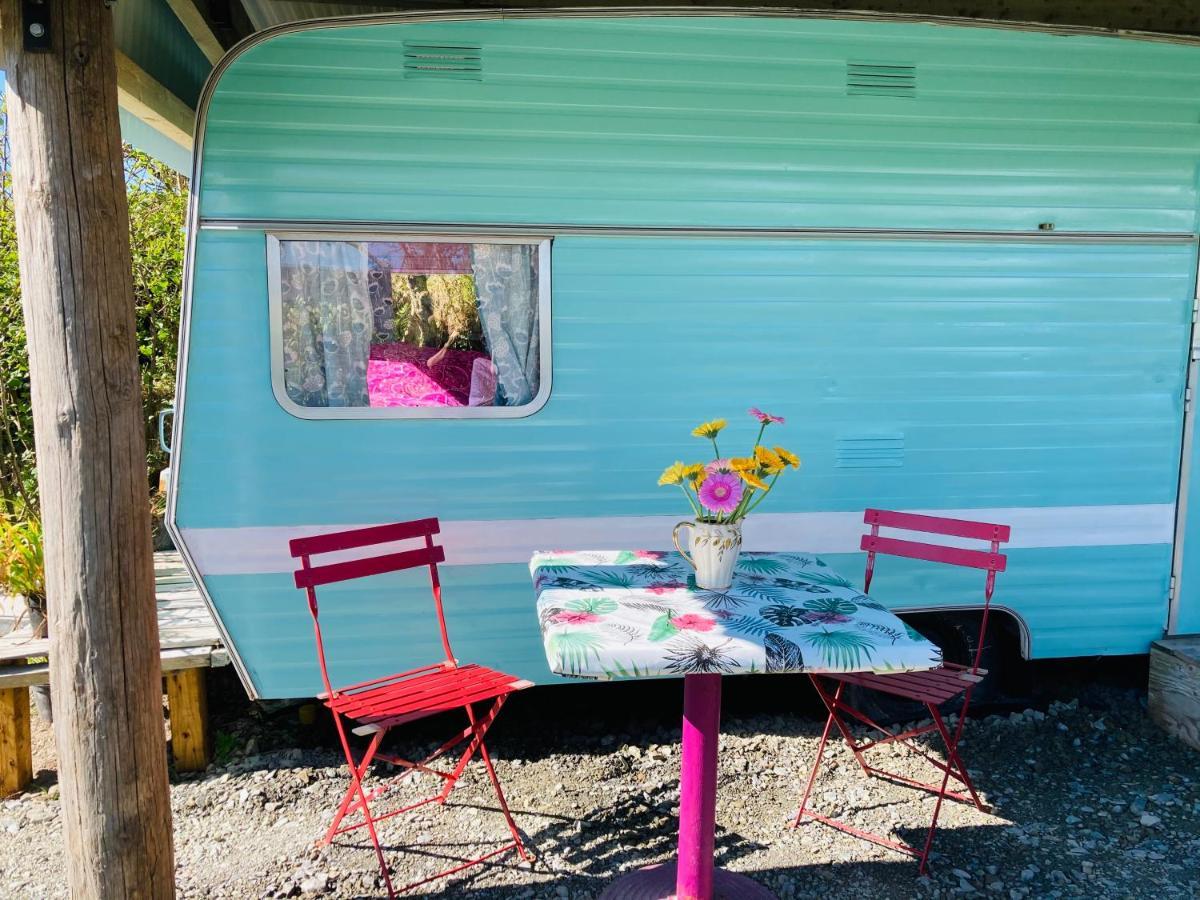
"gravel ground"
1,666,1198,899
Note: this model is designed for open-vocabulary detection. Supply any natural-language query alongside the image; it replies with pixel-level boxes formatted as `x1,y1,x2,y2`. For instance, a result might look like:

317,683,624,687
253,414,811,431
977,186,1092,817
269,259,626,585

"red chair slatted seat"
793,508,1010,874
290,518,531,897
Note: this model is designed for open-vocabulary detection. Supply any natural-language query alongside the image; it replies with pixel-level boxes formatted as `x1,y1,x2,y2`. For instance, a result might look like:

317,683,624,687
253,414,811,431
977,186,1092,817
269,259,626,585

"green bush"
0,103,187,515
0,514,44,604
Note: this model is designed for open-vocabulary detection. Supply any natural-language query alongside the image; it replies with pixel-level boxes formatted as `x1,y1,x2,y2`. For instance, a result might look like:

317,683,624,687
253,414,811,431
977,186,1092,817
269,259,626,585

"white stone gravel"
0,679,1198,899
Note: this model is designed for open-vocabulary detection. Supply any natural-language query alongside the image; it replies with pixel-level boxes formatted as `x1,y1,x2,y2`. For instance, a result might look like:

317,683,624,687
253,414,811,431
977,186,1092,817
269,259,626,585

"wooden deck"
0,552,227,793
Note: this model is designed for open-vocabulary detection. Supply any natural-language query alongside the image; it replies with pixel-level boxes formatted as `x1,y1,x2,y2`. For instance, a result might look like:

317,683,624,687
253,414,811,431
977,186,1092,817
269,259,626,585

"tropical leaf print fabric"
531,551,941,680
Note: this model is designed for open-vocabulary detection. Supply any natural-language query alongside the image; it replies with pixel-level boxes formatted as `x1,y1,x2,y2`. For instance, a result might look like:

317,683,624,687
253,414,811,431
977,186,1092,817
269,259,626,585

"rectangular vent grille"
846,61,916,98
835,433,905,469
403,42,483,80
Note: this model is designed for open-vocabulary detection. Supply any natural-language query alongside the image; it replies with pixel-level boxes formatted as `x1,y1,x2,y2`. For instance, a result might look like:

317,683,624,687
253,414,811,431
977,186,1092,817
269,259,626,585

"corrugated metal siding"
199,17,1200,231
179,17,1200,695
179,232,1192,526
178,229,1192,695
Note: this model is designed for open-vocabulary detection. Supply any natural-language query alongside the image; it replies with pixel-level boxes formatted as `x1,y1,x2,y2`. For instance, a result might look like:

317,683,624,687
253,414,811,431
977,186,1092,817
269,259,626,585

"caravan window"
268,236,550,418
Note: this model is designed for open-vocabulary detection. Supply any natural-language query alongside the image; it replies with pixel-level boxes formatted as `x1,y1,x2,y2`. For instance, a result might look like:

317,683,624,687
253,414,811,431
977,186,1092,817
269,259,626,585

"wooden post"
0,686,31,795
166,668,210,772
2,4,175,896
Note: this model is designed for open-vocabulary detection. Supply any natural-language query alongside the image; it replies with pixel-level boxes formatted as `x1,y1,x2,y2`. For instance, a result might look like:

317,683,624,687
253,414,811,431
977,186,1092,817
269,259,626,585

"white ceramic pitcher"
672,519,742,591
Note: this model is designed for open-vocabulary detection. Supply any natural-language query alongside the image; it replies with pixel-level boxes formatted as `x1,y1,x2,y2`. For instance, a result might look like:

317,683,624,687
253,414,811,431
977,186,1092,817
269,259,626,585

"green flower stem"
729,479,759,522
743,471,783,515
678,483,701,518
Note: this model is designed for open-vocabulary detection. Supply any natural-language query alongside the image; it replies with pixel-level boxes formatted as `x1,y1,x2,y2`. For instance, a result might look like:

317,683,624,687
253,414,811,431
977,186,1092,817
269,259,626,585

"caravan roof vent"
846,61,916,98
403,42,483,80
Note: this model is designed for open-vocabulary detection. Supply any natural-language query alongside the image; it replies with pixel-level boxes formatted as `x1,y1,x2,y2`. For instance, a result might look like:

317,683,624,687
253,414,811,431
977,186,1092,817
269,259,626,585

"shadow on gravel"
332,784,770,895
347,823,1013,899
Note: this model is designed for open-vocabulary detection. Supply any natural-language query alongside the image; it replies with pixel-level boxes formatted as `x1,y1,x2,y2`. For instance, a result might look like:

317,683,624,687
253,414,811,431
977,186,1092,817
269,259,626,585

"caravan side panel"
176,16,1200,697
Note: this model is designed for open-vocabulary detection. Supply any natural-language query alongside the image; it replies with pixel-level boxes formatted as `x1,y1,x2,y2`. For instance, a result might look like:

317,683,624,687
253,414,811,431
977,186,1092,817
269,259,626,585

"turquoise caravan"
169,10,1200,699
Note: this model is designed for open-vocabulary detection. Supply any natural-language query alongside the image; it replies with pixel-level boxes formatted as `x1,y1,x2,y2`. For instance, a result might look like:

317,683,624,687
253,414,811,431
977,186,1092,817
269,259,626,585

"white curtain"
279,241,372,407
471,244,540,406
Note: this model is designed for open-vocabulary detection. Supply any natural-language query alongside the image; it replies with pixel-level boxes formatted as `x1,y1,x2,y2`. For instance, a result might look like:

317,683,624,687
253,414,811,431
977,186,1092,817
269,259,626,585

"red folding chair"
290,518,531,897
792,508,1010,873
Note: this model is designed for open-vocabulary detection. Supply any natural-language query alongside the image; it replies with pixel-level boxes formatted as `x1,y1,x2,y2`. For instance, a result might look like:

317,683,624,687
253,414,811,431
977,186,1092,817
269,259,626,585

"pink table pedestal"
599,674,776,900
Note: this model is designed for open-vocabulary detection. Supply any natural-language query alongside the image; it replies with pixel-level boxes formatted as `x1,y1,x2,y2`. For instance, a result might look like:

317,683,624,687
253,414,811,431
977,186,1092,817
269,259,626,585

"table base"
597,861,777,900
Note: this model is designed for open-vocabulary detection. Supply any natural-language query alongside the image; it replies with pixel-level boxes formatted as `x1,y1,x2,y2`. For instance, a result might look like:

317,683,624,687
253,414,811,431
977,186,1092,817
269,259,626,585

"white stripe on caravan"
180,504,1174,576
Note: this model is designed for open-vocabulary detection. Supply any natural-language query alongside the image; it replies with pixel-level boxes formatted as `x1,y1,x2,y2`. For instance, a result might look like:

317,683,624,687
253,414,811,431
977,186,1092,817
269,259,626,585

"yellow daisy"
755,445,786,474
658,461,686,486
774,446,801,469
691,418,727,439
729,456,757,473
683,463,707,484
740,470,770,491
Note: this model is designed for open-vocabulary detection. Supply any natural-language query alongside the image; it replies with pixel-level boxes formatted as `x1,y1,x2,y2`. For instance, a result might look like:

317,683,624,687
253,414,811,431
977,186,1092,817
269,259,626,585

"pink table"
530,550,942,900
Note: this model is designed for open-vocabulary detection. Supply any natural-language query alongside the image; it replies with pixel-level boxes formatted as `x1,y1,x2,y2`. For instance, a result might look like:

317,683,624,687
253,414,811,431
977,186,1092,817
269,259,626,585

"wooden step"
1149,634,1200,752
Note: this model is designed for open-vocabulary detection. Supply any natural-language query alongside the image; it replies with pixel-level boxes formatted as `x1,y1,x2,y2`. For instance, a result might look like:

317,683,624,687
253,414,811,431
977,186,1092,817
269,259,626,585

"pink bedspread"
367,342,490,408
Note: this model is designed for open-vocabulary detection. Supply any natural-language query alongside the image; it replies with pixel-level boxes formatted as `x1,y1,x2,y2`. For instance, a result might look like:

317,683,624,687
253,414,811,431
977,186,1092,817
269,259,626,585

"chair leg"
325,729,386,843
793,706,836,827
810,677,871,776
795,682,994,877
436,693,506,803
917,691,983,875
930,704,986,812
330,718,396,898
466,699,528,859
917,710,958,875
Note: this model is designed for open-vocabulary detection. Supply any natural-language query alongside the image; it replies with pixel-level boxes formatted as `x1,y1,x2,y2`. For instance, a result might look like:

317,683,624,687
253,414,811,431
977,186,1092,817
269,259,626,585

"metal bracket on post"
22,0,52,52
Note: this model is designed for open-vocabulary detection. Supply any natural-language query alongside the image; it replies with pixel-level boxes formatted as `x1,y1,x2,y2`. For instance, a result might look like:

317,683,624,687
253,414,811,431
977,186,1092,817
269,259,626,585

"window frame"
266,231,553,419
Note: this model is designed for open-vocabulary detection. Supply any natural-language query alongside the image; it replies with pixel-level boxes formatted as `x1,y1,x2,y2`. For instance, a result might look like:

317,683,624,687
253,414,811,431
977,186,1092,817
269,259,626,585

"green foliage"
0,515,44,602
0,102,188,513
125,147,188,479
0,104,35,516
391,273,484,352
213,731,239,766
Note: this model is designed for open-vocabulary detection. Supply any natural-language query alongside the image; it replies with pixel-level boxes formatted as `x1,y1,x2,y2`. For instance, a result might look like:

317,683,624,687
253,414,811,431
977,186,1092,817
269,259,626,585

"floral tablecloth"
531,550,941,680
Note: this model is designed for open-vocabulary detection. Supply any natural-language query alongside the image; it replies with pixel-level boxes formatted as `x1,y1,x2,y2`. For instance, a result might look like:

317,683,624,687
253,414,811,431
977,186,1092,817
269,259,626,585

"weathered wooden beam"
115,51,195,151
0,686,31,796
2,2,176,895
166,669,211,772
164,0,226,65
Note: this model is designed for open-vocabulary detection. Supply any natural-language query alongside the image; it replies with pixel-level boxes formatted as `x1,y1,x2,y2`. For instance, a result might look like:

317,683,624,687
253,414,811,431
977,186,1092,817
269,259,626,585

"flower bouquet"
659,408,800,590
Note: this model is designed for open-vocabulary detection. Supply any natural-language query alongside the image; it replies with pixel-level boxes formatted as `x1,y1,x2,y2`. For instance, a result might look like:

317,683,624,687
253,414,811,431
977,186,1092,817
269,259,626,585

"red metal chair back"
861,509,1010,673
290,517,451,698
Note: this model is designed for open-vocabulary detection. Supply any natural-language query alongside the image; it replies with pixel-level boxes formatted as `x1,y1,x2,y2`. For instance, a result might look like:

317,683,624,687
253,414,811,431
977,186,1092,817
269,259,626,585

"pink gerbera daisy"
698,472,744,513
749,407,785,425
670,613,716,632
705,458,733,474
